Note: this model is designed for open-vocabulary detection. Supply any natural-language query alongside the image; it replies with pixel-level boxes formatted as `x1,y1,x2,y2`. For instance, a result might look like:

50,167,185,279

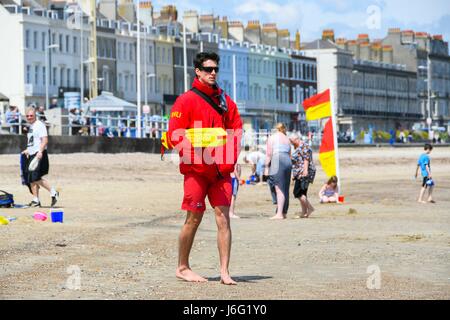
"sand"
0,147,449,300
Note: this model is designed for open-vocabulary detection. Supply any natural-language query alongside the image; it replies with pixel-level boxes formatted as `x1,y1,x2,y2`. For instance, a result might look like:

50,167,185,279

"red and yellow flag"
319,118,336,177
302,89,332,121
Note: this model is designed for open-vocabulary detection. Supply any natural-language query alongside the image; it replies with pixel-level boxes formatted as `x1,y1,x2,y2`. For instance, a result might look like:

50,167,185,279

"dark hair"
424,143,433,151
194,52,220,69
327,176,338,185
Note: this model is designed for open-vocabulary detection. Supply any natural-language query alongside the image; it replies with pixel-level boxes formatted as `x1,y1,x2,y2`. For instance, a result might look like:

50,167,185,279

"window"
67,69,71,87
66,35,70,53
118,42,122,60
34,66,39,85
125,75,129,91
74,69,78,87
60,68,64,87
41,32,46,51
123,43,127,61
118,73,123,90
156,47,160,63
52,67,57,86
25,30,30,49
33,31,38,50
42,66,46,85
26,65,31,83
130,44,133,61
73,36,77,54
59,34,63,52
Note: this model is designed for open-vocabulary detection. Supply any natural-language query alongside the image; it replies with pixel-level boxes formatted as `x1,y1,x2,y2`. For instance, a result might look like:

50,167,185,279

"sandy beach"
0,147,449,299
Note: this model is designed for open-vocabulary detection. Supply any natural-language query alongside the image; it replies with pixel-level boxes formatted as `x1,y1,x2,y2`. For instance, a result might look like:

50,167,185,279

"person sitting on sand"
319,176,339,203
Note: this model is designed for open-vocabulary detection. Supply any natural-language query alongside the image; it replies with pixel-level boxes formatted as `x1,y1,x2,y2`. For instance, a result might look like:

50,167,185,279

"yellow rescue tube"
185,128,227,147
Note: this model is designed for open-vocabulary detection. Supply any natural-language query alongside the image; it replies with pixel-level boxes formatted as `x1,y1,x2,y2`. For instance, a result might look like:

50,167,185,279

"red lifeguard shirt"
167,78,243,178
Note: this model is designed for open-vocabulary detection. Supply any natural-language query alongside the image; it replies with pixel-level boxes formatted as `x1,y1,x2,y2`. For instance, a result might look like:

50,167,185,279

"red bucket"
338,196,345,203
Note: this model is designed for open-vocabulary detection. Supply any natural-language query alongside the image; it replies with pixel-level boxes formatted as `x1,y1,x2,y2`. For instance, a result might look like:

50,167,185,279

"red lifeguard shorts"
182,173,232,213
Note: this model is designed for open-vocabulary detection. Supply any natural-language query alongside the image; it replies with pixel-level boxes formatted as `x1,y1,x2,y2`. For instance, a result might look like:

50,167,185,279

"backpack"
0,190,14,208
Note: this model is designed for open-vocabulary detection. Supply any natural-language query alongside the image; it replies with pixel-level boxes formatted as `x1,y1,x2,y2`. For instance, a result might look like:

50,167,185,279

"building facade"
305,39,419,133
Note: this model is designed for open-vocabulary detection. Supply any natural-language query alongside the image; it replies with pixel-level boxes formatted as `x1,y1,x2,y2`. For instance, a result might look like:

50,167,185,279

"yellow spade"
185,128,228,147
0,216,9,225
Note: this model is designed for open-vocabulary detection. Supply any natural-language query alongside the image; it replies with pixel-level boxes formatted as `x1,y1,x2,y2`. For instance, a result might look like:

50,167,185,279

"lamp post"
419,62,432,140
136,2,142,138
45,44,59,109
183,21,188,92
145,73,155,106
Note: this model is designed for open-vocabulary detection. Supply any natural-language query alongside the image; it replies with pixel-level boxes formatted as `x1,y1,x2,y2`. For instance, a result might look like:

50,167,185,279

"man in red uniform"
166,52,243,285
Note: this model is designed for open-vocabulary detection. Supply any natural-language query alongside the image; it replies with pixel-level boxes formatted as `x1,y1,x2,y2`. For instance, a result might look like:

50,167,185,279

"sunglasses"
26,115,35,118
199,66,219,73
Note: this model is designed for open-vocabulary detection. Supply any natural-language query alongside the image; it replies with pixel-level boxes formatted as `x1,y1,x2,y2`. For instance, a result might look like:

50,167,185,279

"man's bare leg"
176,211,208,282
214,206,237,285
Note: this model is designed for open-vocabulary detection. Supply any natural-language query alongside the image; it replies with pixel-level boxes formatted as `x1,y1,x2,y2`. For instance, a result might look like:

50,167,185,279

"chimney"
228,21,244,42
401,30,414,44
322,29,335,42
371,41,382,62
360,41,371,61
98,0,117,21
262,23,278,47
215,16,229,39
245,20,261,45
347,40,359,59
415,32,429,50
199,14,214,31
118,0,135,22
382,45,394,64
183,10,199,33
139,1,153,26
295,30,301,50
335,38,347,50
277,29,290,49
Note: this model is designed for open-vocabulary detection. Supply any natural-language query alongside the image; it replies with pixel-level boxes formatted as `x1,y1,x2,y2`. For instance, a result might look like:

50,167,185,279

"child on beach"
319,176,339,203
229,164,242,219
415,144,435,204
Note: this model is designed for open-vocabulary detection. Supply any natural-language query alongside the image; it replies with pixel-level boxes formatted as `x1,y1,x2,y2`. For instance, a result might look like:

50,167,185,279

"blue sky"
151,0,450,42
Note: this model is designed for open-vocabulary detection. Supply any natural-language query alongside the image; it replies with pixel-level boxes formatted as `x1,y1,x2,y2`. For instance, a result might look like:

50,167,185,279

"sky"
151,0,450,42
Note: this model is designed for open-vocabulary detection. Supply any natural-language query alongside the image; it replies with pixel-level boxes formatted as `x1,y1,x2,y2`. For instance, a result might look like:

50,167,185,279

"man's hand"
36,151,43,160
22,150,29,156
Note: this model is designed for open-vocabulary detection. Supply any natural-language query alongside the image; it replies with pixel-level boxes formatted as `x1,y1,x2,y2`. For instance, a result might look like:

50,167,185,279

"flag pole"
329,88,341,192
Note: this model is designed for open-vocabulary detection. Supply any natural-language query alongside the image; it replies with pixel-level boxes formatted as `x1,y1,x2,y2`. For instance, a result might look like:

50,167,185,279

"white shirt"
27,120,48,155
247,151,265,164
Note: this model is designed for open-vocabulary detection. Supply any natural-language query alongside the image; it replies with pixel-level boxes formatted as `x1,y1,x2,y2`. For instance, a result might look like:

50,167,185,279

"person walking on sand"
21,107,59,207
290,133,315,218
415,144,435,204
165,52,243,285
265,123,292,220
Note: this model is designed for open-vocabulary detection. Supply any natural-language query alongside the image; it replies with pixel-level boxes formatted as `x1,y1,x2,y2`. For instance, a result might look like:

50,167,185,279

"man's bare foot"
220,274,237,285
176,267,208,282
427,199,436,203
418,200,427,204
229,214,241,219
270,215,285,220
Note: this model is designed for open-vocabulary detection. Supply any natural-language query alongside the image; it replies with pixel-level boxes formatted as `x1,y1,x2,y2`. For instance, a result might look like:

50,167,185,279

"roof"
303,39,342,50
0,92,9,101
84,91,137,113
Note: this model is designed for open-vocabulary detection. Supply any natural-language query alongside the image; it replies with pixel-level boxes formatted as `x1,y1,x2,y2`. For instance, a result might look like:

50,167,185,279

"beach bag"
0,190,14,208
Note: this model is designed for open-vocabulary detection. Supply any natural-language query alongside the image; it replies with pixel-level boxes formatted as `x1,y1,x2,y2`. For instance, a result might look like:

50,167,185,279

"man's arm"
414,165,420,178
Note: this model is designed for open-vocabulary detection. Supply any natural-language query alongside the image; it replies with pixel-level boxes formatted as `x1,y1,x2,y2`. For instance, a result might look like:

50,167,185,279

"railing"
0,113,168,139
